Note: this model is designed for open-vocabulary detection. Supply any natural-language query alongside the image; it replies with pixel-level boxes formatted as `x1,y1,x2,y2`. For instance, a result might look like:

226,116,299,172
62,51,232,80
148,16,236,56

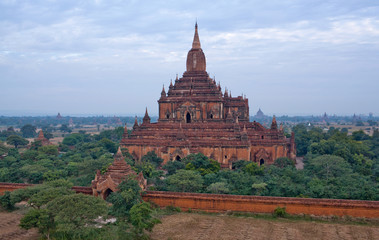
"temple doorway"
186,112,191,123
103,188,113,200
260,159,265,165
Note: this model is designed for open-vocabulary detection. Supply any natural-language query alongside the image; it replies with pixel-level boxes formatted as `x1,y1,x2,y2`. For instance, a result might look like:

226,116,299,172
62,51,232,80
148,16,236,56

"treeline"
0,127,128,186
0,116,157,128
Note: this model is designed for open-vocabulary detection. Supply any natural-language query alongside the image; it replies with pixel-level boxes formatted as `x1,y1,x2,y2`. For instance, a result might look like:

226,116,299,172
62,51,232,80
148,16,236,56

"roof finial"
192,21,201,49
122,123,128,138
143,107,151,124
271,115,278,130
133,116,139,129
161,84,166,97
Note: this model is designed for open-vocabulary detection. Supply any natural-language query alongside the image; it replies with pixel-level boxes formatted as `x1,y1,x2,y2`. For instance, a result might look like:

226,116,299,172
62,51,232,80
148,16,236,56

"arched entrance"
103,188,113,200
175,155,181,161
186,112,191,123
260,159,265,165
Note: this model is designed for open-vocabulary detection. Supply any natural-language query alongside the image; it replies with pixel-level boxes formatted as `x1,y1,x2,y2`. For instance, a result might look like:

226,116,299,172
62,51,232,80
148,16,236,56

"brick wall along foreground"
1,183,378,219
142,191,379,219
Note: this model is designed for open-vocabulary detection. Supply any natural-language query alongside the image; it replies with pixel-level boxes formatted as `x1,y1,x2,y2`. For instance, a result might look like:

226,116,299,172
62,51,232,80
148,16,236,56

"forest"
0,124,378,200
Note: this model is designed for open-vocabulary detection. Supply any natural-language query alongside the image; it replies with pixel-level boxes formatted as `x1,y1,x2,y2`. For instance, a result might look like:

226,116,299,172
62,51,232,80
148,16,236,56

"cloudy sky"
1,0,378,116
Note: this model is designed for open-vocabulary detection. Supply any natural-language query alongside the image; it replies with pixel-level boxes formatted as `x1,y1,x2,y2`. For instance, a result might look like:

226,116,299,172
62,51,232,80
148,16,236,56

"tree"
129,202,161,238
252,182,267,195
38,145,59,156
100,137,117,153
206,182,230,194
44,132,54,140
305,155,352,180
274,157,295,168
59,124,72,133
0,191,14,210
0,141,8,155
47,194,108,235
21,124,37,138
20,209,55,240
162,160,185,175
183,153,220,175
141,151,163,167
6,135,29,148
108,178,142,217
28,187,74,209
166,170,203,192
243,162,264,175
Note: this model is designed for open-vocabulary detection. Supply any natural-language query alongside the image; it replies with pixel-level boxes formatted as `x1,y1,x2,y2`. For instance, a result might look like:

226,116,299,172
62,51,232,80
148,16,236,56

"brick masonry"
1,183,378,218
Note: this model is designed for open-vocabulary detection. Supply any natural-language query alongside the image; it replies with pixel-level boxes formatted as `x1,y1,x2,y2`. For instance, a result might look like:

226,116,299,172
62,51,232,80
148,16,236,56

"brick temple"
91,147,146,199
120,23,296,167
34,130,52,146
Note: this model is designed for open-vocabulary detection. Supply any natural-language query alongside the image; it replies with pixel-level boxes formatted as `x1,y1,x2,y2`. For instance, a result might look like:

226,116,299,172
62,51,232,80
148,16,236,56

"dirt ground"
1,211,378,240
0,212,39,240
150,213,379,240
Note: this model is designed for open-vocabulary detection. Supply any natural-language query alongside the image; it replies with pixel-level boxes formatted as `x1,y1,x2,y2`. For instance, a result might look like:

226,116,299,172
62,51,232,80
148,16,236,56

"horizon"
1,1,378,116
0,111,376,118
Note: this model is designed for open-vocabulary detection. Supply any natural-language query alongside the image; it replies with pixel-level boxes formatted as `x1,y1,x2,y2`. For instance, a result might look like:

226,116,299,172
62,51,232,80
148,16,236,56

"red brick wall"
0,182,92,195
143,191,379,218
0,182,34,194
2,183,378,218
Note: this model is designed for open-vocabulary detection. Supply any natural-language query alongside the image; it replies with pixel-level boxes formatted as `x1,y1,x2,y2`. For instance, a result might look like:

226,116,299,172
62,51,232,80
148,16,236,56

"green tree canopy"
274,157,295,168
21,124,36,138
6,135,29,148
47,194,108,234
166,170,204,192
108,177,142,218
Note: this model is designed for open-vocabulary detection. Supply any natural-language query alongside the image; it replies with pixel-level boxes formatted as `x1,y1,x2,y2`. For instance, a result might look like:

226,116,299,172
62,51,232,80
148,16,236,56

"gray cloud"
0,0,378,116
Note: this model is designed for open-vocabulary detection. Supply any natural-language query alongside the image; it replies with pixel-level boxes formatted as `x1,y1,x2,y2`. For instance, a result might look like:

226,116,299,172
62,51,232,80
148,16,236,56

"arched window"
210,114,213,119
260,159,265,165
261,135,264,139
186,112,191,123
166,113,170,119
175,155,181,161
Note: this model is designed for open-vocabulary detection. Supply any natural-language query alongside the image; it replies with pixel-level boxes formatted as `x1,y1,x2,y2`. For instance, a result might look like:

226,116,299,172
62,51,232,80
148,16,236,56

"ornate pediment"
255,148,271,161
181,101,196,107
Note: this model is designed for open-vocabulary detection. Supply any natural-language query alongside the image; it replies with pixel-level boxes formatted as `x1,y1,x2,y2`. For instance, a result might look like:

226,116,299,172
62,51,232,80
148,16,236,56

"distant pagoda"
254,108,266,119
34,130,52,146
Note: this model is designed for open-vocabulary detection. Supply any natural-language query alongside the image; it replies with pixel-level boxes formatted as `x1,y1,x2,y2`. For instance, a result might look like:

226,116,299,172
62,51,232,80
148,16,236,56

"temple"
120,24,296,167
91,147,146,199
34,130,52,146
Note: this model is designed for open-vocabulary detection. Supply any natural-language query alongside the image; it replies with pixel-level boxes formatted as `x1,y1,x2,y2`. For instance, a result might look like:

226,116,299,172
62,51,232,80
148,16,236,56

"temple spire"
123,123,128,138
271,115,278,130
133,116,139,129
115,146,123,160
143,107,151,124
192,22,201,49
38,130,44,139
161,84,166,97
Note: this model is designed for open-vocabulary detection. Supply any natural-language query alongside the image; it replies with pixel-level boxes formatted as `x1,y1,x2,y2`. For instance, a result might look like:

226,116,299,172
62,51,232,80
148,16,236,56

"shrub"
0,191,15,211
273,206,287,218
165,205,181,212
